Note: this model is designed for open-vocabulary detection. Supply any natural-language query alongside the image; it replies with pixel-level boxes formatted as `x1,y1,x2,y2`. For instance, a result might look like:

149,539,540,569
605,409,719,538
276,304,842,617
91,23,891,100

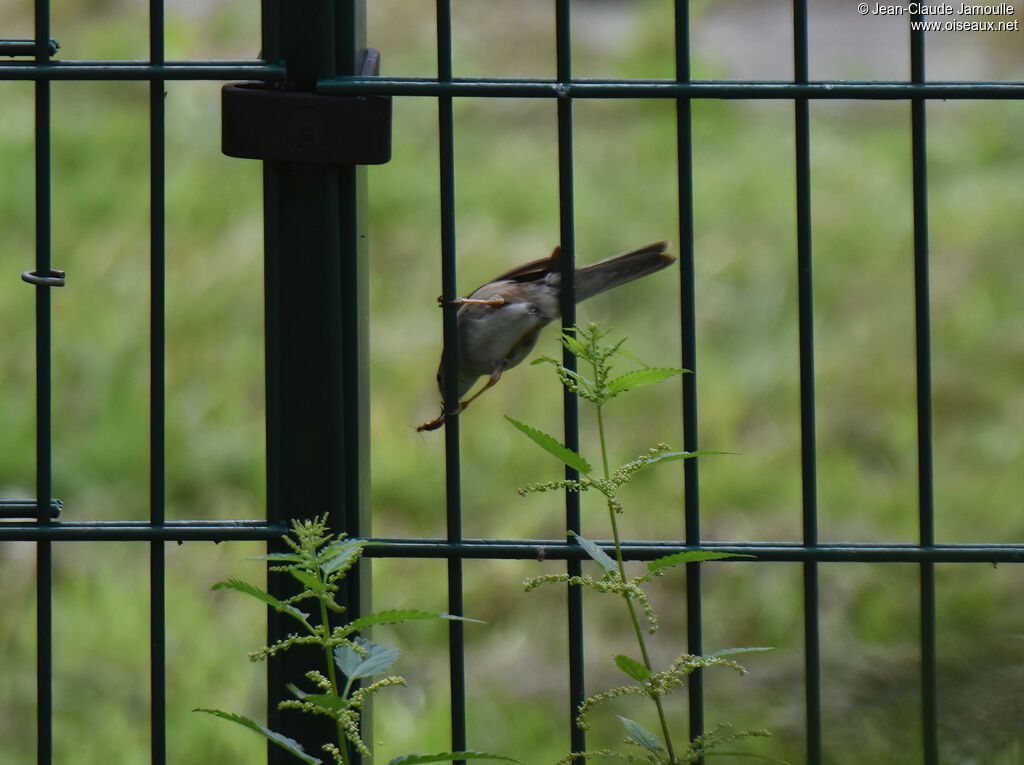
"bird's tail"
574,241,676,303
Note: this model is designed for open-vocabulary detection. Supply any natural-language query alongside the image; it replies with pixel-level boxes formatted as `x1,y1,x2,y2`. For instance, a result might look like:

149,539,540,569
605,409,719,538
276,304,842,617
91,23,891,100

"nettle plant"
195,515,515,765
507,323,773,764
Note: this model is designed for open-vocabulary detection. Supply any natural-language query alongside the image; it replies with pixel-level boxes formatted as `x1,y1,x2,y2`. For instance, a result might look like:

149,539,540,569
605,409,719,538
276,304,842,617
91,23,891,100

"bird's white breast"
457,280,559,378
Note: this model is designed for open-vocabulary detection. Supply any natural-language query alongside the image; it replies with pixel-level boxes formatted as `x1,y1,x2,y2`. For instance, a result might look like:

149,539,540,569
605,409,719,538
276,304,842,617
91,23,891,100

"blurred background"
0,0,1021,762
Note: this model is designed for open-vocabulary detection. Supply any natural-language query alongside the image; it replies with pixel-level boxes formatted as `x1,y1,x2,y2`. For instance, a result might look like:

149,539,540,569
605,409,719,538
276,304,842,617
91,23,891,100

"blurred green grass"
2,0,1023,762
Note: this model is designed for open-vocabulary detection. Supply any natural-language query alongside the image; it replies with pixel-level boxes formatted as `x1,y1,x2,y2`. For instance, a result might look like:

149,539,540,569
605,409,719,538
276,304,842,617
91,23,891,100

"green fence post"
259,1,371,761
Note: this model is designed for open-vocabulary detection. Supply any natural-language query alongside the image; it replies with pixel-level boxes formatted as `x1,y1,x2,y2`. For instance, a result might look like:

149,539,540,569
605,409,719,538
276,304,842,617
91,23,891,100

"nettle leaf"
560,330,590,360
561,367,596,391
286,684,348,714
571,532,617,574
614,654,651,682
699,752,788,763
293,690,348,713
194,708,322,765
641,550,749,582
629,450,701,472
211,579,311,627
534,354,595,382
343,609,482,635
389,752,523,765
289,567,326,593
320,539,366,574
505,416,592,475
616,716,664,756
704,646,775,660
438,612,485,623
607,367,686,395
612,345,651,367
530,356,597,396
246,552,304,563
336,637,400,680
624,449,732,478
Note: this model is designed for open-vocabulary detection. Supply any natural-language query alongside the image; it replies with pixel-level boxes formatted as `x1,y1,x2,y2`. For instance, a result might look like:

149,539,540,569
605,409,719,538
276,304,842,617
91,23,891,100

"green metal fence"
2,0,1022,763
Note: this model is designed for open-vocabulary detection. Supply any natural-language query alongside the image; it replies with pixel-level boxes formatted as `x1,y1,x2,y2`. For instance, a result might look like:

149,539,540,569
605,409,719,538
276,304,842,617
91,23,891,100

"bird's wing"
477,246,561,289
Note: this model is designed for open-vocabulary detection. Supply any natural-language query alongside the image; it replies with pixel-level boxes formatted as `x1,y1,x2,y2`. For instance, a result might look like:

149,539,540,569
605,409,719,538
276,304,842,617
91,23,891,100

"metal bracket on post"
221,48,391,165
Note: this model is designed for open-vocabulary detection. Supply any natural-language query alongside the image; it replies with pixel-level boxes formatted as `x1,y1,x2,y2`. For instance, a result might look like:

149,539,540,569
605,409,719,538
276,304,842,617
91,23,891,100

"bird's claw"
416,411,446,431
416,402,466,432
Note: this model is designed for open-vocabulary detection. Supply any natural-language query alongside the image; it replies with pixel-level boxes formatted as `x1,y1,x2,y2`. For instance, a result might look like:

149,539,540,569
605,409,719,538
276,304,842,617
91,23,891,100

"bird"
417,241,676,431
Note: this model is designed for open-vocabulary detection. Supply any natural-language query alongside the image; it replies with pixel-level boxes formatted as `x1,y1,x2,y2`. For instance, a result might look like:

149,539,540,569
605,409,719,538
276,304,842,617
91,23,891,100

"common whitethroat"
417,241,676,431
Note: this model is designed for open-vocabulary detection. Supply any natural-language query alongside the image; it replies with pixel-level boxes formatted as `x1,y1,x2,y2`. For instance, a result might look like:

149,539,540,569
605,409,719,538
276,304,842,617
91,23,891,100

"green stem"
319,585,350,765
595,401,677,765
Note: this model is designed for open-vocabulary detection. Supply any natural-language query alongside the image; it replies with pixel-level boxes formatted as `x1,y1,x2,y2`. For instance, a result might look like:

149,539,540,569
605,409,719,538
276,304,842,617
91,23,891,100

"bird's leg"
417,365,504,432
445,296,507,307
416,373,496,431
416,410,447,432
455,365,504,412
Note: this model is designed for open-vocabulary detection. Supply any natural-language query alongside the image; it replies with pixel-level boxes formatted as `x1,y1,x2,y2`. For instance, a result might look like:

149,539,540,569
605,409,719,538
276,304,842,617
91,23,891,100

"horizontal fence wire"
318,77,1024,99
362,541,1024,564
2,61,1023,99
0,521,287,541
3,525,1024,562
0,60,284,80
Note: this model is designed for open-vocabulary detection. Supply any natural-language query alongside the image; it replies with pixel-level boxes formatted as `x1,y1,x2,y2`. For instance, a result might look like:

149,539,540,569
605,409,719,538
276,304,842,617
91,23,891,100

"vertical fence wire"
32,1,54,761
909,15,939,764
553,0,585,755
148,0,167,761
435,0,467,756
791,1,822,762
671,0,705,752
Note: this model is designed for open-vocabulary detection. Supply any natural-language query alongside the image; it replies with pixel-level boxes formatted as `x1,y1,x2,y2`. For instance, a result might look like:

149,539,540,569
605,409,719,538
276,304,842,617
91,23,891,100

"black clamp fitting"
222,48,391,166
